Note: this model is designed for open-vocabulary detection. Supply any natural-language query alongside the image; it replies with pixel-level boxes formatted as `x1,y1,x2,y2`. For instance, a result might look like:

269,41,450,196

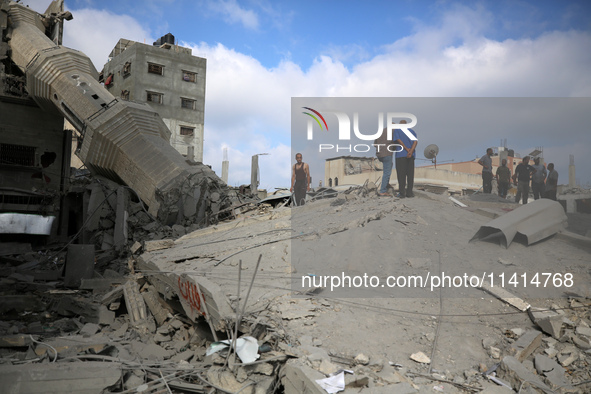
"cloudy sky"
22,0,591,189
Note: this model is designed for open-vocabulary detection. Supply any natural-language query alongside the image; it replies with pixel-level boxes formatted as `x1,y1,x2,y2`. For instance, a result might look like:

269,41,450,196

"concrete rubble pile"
1,186,591,393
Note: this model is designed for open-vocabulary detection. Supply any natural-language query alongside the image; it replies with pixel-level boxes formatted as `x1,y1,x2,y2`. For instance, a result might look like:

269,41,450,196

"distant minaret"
569,154,576,188
221,148,229,184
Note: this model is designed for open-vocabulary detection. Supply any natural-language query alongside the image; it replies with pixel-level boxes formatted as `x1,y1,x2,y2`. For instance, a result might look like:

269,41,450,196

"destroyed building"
1,1,591,394
101,35,206,161
1,0,231,243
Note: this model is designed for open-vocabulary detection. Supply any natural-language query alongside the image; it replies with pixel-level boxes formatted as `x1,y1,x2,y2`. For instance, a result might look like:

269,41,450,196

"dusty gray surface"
140,189,591,382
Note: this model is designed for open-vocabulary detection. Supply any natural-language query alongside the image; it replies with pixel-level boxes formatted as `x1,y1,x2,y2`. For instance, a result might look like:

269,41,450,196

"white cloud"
206,0,259,30
62,8,152,70
29,3,590,188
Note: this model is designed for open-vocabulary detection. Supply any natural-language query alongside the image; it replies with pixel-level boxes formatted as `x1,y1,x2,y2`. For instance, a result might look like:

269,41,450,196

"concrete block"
54,296,115,325
64,244,95,288
534,354,574,392
0,334,32,347
0,361,121,394
281,359,326,394
142,285,169,326
0,295,44,314
498,356,553,394
144,239,174,252
510,330,542,362
123,280,147,325
528,308,563,339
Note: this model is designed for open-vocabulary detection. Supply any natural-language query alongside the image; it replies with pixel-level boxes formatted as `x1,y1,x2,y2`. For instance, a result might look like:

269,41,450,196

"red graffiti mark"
178,276,206,317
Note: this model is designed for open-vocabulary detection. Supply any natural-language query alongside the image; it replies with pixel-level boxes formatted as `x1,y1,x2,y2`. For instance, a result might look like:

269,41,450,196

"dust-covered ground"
140,189,591,392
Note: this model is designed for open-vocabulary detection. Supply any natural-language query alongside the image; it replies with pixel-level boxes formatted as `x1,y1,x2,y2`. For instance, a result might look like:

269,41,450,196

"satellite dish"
424,144,439,168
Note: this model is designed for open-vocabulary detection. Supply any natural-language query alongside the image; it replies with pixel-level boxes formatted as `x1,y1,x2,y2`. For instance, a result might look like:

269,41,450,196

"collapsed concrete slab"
0,361,121,393
470,199,567,248
136,253,234,331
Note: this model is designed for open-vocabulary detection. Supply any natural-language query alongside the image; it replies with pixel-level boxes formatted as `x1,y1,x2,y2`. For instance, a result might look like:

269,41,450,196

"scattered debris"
470,199,568,247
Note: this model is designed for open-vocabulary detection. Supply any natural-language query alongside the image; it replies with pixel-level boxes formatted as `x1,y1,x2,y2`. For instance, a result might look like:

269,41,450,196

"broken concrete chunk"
130,241,142,254
206,367,245,393
572,335,591,350
354,353,370,365
510,330,542,362
142,285,169,326
0,334,32,347
534,354,573,392
123,280,147,325
498,356,553,394
528,308,564,339
144,239,175,252
488,346,501,359
409,351,430,364
79,322,100,337
576,325,591,338
282,359,326,394
317,359,338,375
0,361,121,394
54,296,115,325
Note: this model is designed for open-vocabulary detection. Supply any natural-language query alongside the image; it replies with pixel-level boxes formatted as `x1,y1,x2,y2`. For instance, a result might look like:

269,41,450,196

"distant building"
101,34,206,161
325,148,524,195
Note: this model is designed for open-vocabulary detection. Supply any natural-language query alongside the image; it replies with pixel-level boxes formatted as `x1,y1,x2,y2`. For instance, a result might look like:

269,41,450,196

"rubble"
1,181,590,393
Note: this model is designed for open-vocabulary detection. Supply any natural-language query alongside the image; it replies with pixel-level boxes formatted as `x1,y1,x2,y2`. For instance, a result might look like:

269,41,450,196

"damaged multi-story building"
100,34,206,161
0,0,230,243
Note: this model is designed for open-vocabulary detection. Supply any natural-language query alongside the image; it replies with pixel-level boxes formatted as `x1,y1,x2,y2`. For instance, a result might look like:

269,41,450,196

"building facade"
101,35,206,161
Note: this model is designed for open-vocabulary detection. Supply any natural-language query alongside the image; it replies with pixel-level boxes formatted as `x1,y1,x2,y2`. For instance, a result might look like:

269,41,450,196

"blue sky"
22,0,591,188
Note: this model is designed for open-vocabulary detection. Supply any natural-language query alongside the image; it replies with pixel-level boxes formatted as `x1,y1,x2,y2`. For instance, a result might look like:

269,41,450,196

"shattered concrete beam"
6,2,230,225
136,254,234,332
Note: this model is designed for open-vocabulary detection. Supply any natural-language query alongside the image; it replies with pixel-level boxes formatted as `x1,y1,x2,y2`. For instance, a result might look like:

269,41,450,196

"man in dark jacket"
512,156,536,204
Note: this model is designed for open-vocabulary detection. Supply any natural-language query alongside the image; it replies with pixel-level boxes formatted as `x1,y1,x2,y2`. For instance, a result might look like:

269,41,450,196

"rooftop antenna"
424,144,439,169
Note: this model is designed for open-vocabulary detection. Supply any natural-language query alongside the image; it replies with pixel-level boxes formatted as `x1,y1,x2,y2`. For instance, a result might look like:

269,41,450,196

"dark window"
121,90,130,100
182,71,196,82
181,98,196,110
147,91,163,104
148,63,163,75
180,126,194,136
0,143,36,166
123,61,131,76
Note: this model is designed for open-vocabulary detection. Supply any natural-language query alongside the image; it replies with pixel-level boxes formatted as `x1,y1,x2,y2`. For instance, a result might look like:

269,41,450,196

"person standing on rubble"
531,157,547,200
512,156,536,204
373,121,396,197
290,153,310,206
544,163,559,201
495,158,511,198
394,119,417,198
478,148,494,194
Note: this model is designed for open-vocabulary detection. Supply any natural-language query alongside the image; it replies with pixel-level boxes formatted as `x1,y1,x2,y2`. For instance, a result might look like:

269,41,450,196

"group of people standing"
290,120,418,206
478,149,559,204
